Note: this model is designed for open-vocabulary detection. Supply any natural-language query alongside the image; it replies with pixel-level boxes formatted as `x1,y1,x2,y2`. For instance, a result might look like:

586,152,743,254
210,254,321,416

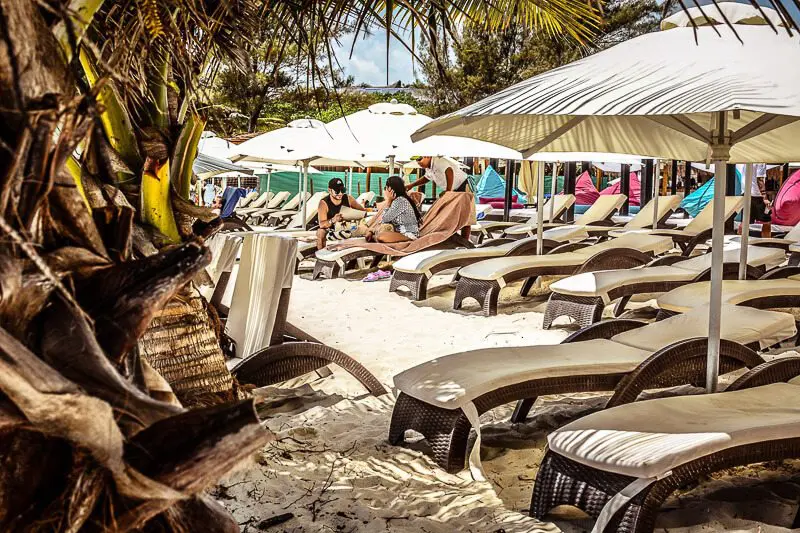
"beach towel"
331,192,476,257
221,187,246,218
772,169,800,226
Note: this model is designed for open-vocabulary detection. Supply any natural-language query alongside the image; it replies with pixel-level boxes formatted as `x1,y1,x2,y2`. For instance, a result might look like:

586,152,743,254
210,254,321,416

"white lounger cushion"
393,304,795,410
609,196,743,238
474,195,577,233
624,195,683,230
548,382,800,480
550,246,786,303
266,191,291,209
395,339,651,409
658,276,800,314
315,245,370,264
459,233,674,282
611,304,796,351
392,225,590,275
505,195,626,236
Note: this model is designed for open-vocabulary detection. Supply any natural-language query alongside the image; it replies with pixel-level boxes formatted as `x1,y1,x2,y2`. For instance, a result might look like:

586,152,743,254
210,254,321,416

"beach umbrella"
228,118,365,228
412,2,800,392
326,99,432,171
192,153,254,179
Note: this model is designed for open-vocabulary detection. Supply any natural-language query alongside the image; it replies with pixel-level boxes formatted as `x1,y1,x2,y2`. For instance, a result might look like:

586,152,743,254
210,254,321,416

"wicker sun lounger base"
454,248,655,316
388,319,763,473
312,249,385,280
312,233,475,281
543,262,767,330
389,238,564,301
530,358,800,533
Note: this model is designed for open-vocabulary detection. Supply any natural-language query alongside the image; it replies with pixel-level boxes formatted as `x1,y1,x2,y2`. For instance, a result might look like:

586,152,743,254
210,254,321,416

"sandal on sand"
362,270,392,282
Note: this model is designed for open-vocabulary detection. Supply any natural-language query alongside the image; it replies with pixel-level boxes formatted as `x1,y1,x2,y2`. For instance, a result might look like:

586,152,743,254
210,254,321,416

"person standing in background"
744,163,772,237
405,155,474,239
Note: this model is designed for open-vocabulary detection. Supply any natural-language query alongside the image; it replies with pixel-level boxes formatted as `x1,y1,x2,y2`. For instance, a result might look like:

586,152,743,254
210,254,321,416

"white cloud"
333,31,417,86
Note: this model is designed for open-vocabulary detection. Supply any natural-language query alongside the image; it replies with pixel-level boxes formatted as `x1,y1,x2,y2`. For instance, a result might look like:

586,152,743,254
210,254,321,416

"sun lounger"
503,194,626,238
356,191,376,207
388,304,795,473
264,191,327,228
656,272,800,320
389,225,591,300
473,194,576,243
454,233,676,316
545,245,787,328
609,196,744,255
722,221,800,251
237,191,276,216
236,190,261,209
313,192,477,280
214,233,386,395
247,191,306,224
584,195,682,236
531,356,800,532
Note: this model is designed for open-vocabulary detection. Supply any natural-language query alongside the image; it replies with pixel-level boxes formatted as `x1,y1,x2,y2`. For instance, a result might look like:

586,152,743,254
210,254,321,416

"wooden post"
503,159,514,222
670,160,679,195
642,159,654,206
725,163,737,195
684,161,692,192
564,161,577,222
620,164,631,216
366,167,372,192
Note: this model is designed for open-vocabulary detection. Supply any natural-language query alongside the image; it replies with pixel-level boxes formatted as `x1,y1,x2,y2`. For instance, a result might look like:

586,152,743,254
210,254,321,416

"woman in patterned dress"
367,176,422,243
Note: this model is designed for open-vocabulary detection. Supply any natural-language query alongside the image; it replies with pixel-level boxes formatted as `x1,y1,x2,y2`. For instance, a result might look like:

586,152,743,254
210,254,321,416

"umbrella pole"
347,167,353,195
536,161,546,255
266,169,271,196
301,161,309,230
549,164,557,221
652,159,660,229
707,112,730,394
739,164,754,280
389,156,396,175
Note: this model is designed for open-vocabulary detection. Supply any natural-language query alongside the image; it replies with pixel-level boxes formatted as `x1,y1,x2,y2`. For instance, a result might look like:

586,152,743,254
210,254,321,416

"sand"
218,265,800,532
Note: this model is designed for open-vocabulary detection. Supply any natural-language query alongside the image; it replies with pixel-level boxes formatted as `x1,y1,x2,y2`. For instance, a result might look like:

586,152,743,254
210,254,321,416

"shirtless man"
316,178,367,250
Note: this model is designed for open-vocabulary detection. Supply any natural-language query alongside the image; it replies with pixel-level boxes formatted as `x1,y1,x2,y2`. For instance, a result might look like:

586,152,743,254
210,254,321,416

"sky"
333,0,800,86
333,31,418,86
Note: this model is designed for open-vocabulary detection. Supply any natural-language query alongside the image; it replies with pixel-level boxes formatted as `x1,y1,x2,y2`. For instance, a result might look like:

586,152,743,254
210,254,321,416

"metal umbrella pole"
739,163,754,280
347,167,353,195
266,169,272,196
549,163,557,221
301,160,310,229
706,111,729,394
536,160,546,255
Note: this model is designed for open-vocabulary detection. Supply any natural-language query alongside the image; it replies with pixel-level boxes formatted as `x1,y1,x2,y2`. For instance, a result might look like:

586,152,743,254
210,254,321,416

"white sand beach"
218,267,800,532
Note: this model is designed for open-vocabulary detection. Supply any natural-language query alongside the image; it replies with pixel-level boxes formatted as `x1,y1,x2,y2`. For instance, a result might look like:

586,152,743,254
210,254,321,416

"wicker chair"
388,305,796,473
389,225,590,301
544,245,787,329
531,357,800,533
453,233,675,316
210,234,386,396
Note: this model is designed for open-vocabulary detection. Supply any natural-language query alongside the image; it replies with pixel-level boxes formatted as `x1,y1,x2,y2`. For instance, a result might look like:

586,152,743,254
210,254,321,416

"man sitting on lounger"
317,178,367,249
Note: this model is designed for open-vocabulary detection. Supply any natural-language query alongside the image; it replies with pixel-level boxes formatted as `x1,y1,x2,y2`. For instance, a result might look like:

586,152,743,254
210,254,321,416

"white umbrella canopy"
227,118,364,167
227,118,366,227
327,99,432,169
412,2,800,394
395,135,523,161
412,6,800,164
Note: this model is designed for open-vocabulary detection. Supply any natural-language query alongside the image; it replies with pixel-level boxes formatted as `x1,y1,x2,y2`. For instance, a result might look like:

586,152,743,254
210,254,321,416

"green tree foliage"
419,0,660,115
